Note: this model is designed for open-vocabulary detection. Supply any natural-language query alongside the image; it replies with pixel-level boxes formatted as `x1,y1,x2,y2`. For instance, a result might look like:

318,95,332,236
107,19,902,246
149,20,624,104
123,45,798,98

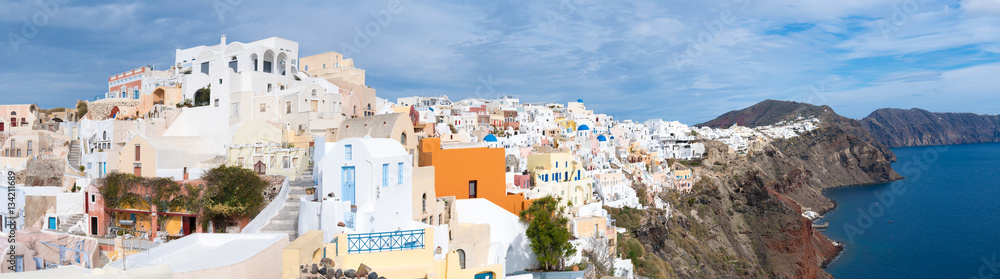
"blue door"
48,217,56,230
342,167,356,204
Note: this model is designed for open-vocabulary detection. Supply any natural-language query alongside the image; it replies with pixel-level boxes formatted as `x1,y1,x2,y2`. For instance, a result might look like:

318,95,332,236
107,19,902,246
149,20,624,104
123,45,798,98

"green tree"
201,165,268,229
519,196,576,271
75,100,88,120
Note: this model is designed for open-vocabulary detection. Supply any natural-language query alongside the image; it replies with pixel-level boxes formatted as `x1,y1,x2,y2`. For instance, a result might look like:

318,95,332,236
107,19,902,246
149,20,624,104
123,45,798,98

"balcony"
344,229,425,254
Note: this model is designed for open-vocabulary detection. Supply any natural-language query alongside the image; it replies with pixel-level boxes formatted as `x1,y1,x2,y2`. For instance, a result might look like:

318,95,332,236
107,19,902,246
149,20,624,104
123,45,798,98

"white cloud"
962,0,1000,15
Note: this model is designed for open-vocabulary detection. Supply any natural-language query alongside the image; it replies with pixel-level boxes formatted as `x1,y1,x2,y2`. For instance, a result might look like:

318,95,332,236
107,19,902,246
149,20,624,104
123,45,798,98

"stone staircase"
68,140,81,168
59,213,84,232
261,166,314,241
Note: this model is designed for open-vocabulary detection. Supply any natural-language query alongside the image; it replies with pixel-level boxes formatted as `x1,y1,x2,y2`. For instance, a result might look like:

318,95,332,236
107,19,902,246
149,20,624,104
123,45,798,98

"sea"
823,143,1000,278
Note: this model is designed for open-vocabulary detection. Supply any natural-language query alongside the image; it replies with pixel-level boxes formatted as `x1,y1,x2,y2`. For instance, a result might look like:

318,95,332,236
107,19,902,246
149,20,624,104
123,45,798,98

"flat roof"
104,233,287,272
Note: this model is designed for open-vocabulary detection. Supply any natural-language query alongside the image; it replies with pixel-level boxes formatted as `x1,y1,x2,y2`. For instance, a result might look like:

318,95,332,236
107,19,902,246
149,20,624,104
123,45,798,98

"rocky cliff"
614,100,901,278
860,108,1000,148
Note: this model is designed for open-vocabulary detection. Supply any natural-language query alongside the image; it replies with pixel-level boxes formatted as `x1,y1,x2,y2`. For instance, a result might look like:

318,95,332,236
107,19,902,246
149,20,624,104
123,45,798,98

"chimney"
221,34,227,46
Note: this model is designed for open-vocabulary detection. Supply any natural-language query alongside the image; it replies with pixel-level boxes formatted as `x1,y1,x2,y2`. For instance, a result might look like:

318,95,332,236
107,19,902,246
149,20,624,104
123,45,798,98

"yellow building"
283,229,502,279
526,152,594,212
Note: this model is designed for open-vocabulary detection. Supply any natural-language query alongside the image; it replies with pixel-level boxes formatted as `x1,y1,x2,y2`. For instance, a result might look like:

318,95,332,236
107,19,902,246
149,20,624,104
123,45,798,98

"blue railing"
346,229,425,254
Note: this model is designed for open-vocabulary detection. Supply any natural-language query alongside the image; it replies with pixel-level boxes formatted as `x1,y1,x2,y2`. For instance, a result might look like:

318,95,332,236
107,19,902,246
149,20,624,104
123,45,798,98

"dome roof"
483,134,498,142
577,99,584,103
597,135,607,141
577,124,590,131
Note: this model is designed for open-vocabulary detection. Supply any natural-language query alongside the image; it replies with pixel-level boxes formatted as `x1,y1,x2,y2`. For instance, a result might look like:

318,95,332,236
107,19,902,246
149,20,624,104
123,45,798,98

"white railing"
241,177,290,233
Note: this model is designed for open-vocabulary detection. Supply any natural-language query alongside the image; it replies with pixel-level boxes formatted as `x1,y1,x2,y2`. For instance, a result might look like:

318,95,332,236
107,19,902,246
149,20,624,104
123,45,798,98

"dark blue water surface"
823,143,1000,279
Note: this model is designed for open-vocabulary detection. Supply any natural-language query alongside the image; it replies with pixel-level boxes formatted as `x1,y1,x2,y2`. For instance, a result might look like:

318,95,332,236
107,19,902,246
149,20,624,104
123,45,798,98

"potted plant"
305,187,316,195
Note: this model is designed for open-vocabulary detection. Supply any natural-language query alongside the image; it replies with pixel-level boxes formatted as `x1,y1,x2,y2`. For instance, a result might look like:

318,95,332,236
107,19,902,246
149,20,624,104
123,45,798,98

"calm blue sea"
823,143,1000,279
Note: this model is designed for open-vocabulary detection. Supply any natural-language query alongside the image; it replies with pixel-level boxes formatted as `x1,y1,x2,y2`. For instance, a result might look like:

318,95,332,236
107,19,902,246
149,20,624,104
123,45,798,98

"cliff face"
619,100,900,278
860,108,1000,148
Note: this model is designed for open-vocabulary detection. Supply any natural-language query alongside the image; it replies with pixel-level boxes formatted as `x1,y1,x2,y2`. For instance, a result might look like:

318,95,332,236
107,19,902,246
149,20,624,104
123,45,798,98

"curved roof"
577,99,584,103
484,134,498,142
597,135,607,141
577,124,590,131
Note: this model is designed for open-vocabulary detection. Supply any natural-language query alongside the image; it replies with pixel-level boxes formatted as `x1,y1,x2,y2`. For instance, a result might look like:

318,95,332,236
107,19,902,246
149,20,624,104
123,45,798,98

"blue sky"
2,0,999,124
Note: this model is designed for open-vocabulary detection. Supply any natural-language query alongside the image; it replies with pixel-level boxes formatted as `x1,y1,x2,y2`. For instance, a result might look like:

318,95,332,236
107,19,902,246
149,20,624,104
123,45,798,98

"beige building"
412,166,451,226
118,134,217,180
298,51,366,87
226,119,309,180
331,113,417,163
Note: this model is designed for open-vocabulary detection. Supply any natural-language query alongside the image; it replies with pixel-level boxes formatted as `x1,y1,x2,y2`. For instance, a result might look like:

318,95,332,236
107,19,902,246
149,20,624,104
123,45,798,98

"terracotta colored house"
418,137,532,215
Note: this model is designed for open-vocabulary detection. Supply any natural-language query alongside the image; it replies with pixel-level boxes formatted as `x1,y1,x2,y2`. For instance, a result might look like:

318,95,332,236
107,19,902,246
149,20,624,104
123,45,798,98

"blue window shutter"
398,162,404,184
382,164,389,187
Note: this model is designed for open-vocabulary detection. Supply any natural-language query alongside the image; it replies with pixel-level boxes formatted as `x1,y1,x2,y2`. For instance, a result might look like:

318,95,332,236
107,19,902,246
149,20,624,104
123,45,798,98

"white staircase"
260,167,313,241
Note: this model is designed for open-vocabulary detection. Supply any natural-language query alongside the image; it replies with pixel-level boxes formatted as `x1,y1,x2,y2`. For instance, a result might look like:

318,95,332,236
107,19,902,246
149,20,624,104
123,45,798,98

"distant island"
860,108,1000,148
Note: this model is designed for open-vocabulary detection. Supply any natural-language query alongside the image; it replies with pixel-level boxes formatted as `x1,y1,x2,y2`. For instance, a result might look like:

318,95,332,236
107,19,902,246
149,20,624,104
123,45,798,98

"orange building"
418,137,532,215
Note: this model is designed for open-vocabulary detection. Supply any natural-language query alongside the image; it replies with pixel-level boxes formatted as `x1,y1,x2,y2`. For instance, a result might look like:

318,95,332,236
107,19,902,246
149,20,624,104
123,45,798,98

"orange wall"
419,138,531,215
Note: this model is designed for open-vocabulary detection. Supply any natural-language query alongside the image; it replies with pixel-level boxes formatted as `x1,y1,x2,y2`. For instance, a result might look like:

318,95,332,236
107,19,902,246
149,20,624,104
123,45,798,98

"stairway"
260,166,313,241
59,214,84,232
68,140,81,168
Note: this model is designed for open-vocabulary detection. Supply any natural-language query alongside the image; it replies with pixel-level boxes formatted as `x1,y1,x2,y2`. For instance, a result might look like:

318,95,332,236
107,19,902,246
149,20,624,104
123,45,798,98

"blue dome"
611,136,616,139
577,124,590,131
483,134,498,142
577,99,584,103
597,135,607,142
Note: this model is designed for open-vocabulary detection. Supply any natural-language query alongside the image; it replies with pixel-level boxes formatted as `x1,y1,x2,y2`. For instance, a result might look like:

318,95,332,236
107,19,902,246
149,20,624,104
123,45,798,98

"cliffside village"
0,36,820,279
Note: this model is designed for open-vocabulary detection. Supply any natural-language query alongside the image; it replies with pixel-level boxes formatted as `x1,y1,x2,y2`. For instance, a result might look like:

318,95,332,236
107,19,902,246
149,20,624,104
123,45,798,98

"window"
232,102,240,117
90,194,95,203
260,104,266,112
135,144,140,161
215,99,220,107
382,163,389,187
267,84,273,92
286,102,292,114
469,180,477,198
282,156,292,169
345,145,352,160
422,194,427,212
304,65,308,71
201,62,210,74
398,162,404,185
429,216,434,225
400,133,407,145
219,79,223,85
457,249,467,269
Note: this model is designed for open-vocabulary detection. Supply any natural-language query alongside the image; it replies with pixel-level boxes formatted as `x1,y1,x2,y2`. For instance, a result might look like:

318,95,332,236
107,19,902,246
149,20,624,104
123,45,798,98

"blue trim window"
345,145,352,160
382,164,389,187
555,162,558,168
398,162,404,185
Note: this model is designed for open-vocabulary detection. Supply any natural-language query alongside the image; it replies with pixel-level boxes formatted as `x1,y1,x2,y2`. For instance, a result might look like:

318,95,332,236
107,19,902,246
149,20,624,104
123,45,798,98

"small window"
215,99,220,107
260,103,266,112
267,84,273,92
90,194,95,203
286,102,292,114
135,144,140,161
398,162,404,185
382,163,389,187
422,194,427,213
345,145,352,160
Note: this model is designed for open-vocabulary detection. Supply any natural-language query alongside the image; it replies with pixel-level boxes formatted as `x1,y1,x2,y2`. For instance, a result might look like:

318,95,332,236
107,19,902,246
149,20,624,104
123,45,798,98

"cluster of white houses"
0,35,816,278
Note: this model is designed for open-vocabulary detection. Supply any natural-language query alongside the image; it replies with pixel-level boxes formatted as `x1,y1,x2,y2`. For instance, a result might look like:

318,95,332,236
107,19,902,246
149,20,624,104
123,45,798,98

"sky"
1,0,999,125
